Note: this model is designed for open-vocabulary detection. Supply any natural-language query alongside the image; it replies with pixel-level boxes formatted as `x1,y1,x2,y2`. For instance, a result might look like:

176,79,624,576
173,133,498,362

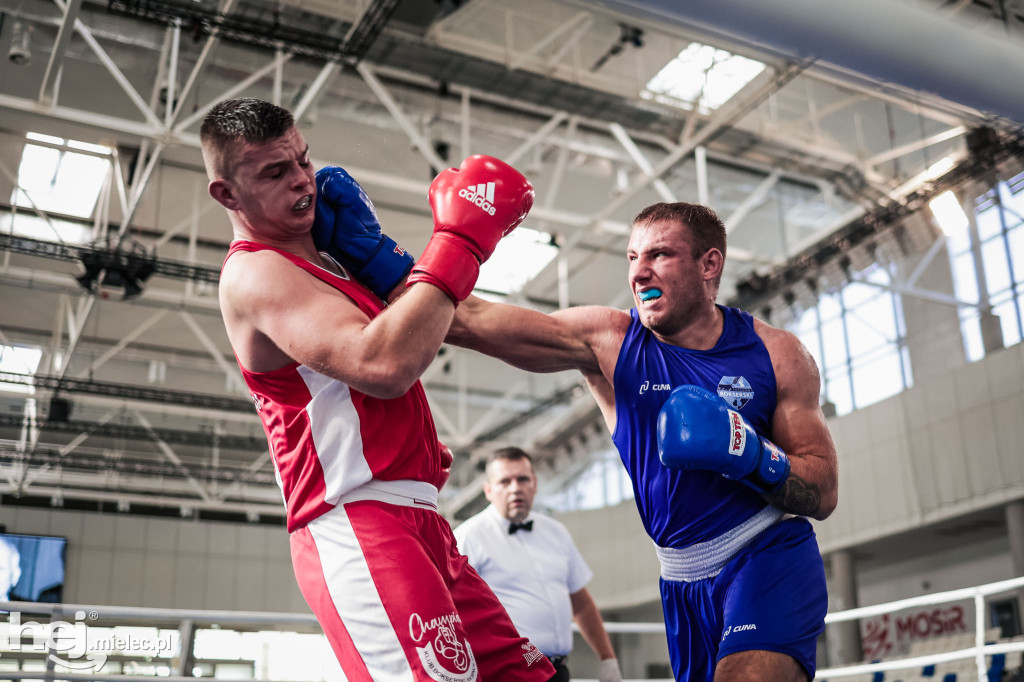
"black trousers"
546,655,570,682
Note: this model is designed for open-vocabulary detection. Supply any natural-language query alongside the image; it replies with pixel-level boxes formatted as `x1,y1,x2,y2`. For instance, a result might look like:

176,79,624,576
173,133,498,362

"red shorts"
290,497,555,681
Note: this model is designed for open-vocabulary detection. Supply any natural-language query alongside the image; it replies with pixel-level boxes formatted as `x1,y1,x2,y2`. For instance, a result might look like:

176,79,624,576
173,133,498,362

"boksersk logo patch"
718,375,754,409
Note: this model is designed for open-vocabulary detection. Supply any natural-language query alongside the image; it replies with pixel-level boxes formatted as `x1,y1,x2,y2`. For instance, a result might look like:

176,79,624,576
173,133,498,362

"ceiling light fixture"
8,21,32,66
590,24,644,72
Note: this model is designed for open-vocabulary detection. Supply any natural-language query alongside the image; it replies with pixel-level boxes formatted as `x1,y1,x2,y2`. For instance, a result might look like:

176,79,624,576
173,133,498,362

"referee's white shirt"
453,505,593,657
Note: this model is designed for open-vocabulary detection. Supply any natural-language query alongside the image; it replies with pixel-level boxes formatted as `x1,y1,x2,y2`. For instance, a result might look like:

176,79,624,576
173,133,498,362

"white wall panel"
110,549,146,605
142,551,177,609
76,547,115,604
205,556,238,610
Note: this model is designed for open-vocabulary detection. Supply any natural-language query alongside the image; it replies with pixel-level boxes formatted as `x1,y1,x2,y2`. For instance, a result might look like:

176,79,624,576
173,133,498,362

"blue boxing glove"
314,166,414,300
657,384,790,494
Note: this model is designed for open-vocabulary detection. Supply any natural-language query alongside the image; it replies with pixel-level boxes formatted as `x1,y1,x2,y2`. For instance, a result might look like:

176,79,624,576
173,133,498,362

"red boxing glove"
437,440,453,491
407,155,534,303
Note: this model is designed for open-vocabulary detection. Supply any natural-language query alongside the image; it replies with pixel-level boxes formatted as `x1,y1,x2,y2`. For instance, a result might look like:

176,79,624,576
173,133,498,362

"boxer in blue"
313,174,839,681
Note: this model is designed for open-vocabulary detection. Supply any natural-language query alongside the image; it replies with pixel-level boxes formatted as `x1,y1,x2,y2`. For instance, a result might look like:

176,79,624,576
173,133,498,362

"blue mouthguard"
638,288,662,301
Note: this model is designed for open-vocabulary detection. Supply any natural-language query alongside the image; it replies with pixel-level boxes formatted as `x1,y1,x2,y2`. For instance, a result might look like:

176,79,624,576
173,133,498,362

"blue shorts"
659,517,827,681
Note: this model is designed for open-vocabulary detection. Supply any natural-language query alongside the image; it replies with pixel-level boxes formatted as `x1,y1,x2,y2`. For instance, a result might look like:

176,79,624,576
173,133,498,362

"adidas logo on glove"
458,182,497,216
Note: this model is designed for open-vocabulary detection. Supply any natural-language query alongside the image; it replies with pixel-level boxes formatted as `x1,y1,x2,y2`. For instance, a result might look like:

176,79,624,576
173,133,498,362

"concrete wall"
0,505,305,613
857,537,1013,607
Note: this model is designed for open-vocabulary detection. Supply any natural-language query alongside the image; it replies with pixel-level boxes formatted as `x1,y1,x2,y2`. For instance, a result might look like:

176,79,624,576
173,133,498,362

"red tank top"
222,240,449,532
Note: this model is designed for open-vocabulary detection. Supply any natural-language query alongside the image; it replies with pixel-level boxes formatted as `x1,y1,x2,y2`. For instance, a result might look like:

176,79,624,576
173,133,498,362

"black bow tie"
508,520,534,534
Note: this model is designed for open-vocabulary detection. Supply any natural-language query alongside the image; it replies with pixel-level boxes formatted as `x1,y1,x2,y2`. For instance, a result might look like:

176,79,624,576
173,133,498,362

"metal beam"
0,371,253,412
849,274,978,308
864,126,967,169
461,379,530,444
38,0,84,105
724,170,782,233
292,61,340,122
904,232,947,287
55,0,163,129
20,409,121,488
608,122,677,203
174,56,287,134
76,310,169,378
356,62,448,173
131,409,213,502
694,145,709,206
506,112,569,167
179,311,245,394
545,13,595,68
169,0,240,125
117,142,166,244
509,11,592,71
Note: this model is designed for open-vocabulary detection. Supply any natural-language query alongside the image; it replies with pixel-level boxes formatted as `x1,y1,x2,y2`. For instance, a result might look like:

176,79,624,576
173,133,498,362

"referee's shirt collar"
488,504,533,534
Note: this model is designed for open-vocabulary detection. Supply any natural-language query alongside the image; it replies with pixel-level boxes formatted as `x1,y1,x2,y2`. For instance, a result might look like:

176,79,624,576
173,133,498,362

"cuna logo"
722,623,757,640
639,380,671,395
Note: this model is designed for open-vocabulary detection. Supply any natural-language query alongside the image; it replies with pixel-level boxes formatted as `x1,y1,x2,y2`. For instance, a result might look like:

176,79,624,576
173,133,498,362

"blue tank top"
611,305,778,548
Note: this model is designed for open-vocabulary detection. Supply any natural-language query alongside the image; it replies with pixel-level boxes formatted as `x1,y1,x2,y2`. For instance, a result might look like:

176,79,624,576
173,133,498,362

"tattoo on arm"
769,473,821,516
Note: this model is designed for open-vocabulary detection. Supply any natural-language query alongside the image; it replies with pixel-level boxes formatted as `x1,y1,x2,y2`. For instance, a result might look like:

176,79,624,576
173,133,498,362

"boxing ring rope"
1,575,1022,681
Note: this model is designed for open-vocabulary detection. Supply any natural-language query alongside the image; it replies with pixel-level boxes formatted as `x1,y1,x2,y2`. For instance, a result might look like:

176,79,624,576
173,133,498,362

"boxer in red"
203,96,554,682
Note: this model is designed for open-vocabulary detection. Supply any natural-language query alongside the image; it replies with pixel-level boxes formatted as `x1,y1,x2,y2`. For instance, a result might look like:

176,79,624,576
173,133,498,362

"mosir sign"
861,605,968,659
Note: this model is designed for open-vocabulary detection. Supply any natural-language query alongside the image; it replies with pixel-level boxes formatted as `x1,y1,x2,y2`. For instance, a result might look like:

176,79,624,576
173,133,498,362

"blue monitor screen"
0,533,67,603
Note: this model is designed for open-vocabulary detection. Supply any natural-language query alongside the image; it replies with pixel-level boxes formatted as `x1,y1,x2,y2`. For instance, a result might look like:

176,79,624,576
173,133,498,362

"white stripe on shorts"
307,506,413,681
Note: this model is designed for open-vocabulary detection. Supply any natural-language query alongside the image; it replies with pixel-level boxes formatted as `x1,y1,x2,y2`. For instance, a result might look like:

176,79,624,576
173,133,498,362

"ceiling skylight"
11,133,112,220
642,43,766,114
0,344,43,395
477,226,559,295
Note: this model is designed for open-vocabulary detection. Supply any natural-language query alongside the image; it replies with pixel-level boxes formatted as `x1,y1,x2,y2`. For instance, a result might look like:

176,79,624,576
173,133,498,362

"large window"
790,264,912,416
931,171,1024,361
11,133,111,220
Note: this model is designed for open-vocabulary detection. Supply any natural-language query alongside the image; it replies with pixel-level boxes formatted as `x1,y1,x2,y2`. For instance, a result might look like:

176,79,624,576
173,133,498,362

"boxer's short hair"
200,97,295,179
633,202,727,263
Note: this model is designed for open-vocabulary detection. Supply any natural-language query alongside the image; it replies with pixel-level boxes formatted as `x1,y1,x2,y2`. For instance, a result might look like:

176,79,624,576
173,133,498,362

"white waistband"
336,479,439,510
656,506,786,582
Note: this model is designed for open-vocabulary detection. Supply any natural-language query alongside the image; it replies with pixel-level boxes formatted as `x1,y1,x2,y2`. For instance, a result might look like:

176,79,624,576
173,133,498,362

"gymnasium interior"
0,0,1023,679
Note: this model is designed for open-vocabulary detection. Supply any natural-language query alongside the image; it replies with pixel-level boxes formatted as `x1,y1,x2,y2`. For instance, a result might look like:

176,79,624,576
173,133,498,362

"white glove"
599,657,622,682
